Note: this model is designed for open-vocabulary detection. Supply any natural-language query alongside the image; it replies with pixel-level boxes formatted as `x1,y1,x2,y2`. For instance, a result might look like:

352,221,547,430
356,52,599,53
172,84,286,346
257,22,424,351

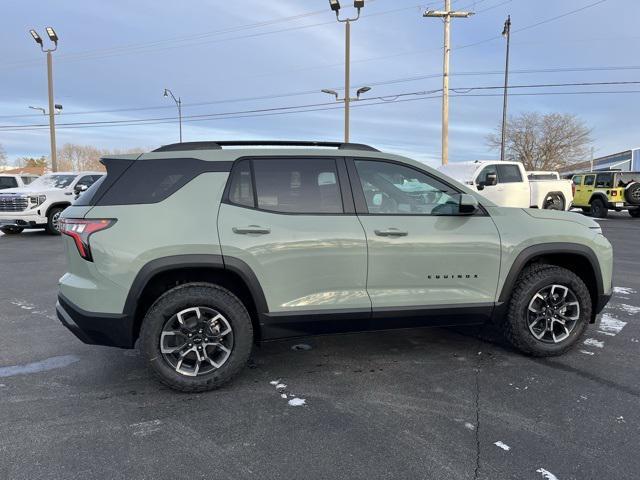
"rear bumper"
56,294,135,348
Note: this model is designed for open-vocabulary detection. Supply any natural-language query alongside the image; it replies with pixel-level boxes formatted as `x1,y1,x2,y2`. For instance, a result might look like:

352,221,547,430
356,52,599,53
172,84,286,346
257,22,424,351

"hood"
0,186,66,196
523,208,599,229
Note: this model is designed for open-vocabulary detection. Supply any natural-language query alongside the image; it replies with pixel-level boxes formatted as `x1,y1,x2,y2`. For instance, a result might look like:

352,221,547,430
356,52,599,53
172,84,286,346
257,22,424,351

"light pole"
163,88,183,143
423,2,474,165
328,0,365,143
29,27,59,172
500,15,511,162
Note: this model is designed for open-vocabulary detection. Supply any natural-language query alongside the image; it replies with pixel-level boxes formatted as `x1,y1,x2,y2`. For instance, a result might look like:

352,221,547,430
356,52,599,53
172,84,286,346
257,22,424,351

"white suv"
0,171,103,235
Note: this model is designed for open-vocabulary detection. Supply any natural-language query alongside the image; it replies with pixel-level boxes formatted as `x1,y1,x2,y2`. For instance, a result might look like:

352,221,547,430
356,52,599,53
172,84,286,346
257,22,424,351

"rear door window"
497,164,523,183
595,173,613,188
251,158,343,214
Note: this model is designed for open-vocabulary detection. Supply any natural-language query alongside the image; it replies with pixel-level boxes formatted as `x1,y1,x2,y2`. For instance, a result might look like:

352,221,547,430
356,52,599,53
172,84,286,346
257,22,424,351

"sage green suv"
56,141,613,392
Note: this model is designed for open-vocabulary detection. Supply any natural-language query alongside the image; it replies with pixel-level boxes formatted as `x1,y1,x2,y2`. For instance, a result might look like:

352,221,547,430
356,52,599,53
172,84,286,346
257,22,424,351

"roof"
0,166,44,176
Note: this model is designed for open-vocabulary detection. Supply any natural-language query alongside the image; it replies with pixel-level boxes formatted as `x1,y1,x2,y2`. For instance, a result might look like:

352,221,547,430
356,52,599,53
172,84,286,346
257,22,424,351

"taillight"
60,218,116,261
611,190,617,196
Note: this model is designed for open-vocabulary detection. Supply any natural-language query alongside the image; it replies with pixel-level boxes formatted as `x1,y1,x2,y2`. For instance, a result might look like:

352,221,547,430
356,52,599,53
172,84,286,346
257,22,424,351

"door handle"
232,225,271,235
374,228,408,237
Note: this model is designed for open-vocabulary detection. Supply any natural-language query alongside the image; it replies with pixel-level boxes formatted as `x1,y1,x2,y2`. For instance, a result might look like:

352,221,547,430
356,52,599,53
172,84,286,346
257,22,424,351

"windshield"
28,174,77,189
0,177,19,189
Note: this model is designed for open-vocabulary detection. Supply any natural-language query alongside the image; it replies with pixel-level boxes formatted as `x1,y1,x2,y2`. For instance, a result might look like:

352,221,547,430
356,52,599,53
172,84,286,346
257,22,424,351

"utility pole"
328,0,365,143
500,15,511,162
424,2,474,165
29,27,59,172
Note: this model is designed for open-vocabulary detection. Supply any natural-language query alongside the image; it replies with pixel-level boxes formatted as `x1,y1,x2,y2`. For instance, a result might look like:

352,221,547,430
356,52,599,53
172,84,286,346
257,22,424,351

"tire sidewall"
46,207,65,235
508,269,592,356
590,199,606,218
140,283,253,391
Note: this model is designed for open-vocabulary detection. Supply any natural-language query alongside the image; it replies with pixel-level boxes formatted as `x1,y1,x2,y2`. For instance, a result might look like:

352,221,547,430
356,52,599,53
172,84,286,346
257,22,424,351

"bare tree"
56,144,146,171
487,112,592,171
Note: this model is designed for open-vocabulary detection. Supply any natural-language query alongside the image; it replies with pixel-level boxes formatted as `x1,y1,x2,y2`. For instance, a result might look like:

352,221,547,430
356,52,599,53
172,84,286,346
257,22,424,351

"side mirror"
485,173,497,186
476,181,485,191
74,184,88,194
458,193,479,215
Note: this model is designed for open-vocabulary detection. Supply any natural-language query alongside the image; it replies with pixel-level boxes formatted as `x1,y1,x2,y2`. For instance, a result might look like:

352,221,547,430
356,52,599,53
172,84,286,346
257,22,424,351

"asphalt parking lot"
1,212,638,480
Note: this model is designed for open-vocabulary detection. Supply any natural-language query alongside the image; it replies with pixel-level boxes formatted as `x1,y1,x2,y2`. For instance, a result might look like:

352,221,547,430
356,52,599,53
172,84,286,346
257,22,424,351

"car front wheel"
503,264,592,356
140,283,253,392
45,207,65,235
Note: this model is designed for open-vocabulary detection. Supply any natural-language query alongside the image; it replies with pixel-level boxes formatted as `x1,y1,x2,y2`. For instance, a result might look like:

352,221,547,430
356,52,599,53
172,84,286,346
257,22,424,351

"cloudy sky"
1,0,638,166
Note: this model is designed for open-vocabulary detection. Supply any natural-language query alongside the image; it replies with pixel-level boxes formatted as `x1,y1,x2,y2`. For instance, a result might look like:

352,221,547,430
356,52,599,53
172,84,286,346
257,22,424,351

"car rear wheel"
503,264,592,356
589,198,608,218
45,207,65,235
0,226,23,235
543,193,565,210
140,283,253,392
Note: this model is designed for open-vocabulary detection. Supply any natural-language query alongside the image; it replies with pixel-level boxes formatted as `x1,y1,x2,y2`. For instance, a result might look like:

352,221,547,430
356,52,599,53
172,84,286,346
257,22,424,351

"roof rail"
152,140,379,153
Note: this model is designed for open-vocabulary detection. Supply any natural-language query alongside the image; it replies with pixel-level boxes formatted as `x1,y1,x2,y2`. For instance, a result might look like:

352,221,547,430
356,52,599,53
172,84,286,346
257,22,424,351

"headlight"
28,195,46,208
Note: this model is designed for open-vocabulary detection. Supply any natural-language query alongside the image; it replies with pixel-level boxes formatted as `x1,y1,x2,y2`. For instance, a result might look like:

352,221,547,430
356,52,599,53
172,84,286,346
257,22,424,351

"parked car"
438,161,573,210
0,171,104,235
0,173,39,190
571,171,640,218
56,141,612,392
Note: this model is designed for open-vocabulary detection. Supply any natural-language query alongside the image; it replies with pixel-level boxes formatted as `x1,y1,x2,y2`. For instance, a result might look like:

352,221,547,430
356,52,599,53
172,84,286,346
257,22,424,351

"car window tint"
497,164,523,183
584,175,595,186
572,176,582,185
0,177,18,189
228,160,255,208
476,165,498,185
354,160,461,215
252,158,343,214
595,173,613,188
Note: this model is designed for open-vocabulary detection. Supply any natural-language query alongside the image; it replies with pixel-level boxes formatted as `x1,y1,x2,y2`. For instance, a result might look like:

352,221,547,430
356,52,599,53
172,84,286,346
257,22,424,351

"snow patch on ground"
584,338,604,348
494,441,511,451
130,419,163,437
288,397,306,407
579,350,595,356
616,304,640,315
598,313,627,335
536,468,558,480
613,286,636,298
464,422,475,431
0,355,80,378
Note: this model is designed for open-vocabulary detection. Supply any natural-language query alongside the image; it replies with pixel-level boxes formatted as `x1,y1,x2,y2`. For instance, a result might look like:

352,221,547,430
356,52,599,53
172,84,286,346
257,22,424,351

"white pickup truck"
0,171,103,235
438,160,573,210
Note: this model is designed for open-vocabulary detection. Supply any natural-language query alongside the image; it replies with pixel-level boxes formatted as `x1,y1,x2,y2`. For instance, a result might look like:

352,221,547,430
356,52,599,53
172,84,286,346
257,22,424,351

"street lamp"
500,15,512,162
327,0,366,143
29,27,59,172
29,105,62,115
322,85,372,133
163,88,183,143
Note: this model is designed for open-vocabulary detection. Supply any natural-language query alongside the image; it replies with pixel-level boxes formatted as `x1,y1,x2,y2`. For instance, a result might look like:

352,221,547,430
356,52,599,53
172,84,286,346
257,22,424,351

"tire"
629,208,640,218
0,226,23,235
45,207,65,235
543,193,565,210
589,198,608,218
139,282,253,392
502,264,592,356
624,182,640,205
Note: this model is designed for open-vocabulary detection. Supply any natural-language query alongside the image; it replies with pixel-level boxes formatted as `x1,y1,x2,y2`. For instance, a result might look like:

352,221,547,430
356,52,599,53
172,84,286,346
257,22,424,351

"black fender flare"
122,254,269,320
497,242,604,304
588,192,608,205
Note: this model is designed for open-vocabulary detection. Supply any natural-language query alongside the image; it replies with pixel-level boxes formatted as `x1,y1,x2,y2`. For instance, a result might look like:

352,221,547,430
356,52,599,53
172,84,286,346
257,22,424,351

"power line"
2,81,639,132
2,64,638,120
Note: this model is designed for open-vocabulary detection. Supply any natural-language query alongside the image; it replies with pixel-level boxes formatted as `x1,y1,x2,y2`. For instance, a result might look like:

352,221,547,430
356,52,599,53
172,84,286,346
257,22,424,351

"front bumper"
0,210,47,228
56,294,135,348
